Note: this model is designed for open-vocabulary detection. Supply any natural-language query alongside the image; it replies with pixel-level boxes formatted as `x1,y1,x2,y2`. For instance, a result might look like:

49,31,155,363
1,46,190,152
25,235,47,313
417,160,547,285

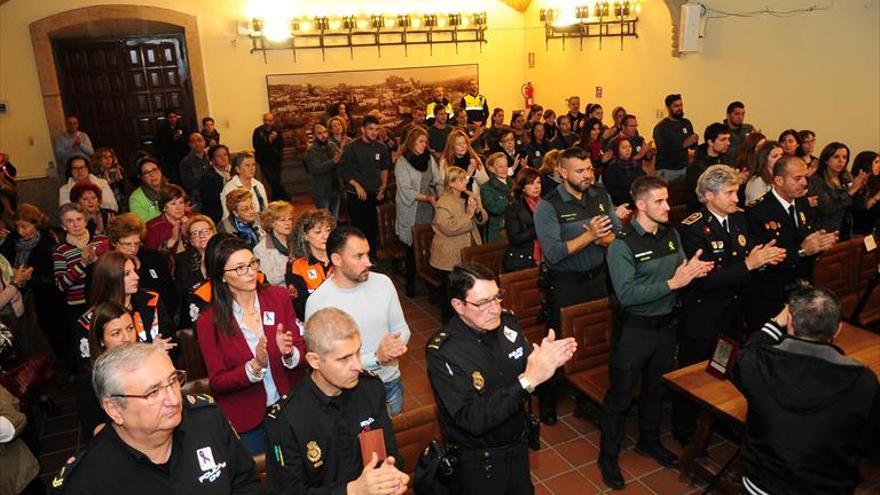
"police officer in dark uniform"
744,155,837,334
266,307,408,495
598,176,714,490
426,263,576,495
55,343,261,495
534,146,624,424
672,165,787,445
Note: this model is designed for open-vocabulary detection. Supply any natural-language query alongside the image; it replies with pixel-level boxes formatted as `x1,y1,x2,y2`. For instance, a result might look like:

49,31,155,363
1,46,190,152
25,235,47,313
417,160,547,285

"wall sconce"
540,1,640,51
245,10,488,61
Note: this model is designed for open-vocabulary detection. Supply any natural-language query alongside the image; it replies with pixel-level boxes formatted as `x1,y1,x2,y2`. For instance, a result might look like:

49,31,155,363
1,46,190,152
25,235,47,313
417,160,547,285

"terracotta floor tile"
619,449,664,478
640,468,705,495
529,449,572,480
554,437,599,468
540,420,579,446
534,481,553,495
613,480,655,494
543,470,601,495
561,414,599,435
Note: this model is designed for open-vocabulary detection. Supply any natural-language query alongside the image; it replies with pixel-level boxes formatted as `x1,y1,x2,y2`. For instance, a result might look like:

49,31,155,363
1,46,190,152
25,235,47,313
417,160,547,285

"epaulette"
427,331,449,351
681,212,703,226
501,307,516,317
751,194,765,204
50,454,82,491
266,394,291,420
735,207,744,213
185,393,217,409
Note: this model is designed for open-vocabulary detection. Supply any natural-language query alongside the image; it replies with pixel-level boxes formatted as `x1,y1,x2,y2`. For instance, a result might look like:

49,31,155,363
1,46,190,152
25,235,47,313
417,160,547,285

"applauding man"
427,263,577,495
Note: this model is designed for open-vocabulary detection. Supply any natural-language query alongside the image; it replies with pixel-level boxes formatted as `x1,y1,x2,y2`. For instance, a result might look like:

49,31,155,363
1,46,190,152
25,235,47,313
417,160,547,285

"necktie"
721,218,729,234
788,205,798,227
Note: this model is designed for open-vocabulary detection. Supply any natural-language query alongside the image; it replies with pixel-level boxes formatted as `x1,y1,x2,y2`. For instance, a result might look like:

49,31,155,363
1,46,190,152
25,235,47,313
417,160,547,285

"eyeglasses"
111,370,186,405
189,228,213,239
463,291,504,311
117,240,143,250
141,168,160,177
224,258,260,276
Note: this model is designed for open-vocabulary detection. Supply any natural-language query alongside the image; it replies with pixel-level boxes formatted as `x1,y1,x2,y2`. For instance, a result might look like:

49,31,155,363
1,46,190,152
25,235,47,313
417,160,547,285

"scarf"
454,154,471,169
269,231,290,257
14,231,40,268
231,215,260,246
141,182,162,210
524,195,543,264
405,150,430,172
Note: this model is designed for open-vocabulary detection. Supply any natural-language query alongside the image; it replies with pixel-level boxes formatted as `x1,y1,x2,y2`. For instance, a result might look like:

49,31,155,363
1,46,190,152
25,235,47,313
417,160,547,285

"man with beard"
55,344,261,494
619,114,653,166
684,123,732,212
598,176,713,490
743,155,837,334
252,112,289,201
426,263,577,495
672,165,786,445
652,94,698,181
534,147,624,424
304,123,341,217
722,101,755,162
425,86,454,127
267,308,409,495
304,226,411,416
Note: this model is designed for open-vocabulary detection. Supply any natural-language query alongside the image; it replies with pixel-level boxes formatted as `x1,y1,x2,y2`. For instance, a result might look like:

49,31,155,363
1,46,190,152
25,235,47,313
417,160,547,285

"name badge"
374,153,381,161
149,269,158,279
263,311,275,326
307,268,318,279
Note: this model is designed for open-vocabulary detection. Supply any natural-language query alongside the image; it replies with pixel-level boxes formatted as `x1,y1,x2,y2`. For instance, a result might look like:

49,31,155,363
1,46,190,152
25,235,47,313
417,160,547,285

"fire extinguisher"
521,82,534,108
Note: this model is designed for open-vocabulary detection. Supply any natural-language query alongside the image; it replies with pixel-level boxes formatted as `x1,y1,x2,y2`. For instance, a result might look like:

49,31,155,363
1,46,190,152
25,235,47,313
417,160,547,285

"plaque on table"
706,335,739,379
358,428,387,468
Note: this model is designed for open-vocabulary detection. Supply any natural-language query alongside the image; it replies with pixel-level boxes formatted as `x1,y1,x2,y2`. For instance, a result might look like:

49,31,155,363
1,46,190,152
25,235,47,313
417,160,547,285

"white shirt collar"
707,208,728,228
771,187,794,212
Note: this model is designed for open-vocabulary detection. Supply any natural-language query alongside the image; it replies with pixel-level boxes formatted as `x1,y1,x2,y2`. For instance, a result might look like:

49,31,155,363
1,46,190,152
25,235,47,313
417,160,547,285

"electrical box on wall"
679,3,702,53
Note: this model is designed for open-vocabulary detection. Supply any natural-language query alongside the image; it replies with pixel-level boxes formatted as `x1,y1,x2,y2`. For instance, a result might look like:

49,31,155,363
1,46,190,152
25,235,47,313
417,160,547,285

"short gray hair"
696,165,740,203
92,343,165,406
304,308,360,356
789,288,841,340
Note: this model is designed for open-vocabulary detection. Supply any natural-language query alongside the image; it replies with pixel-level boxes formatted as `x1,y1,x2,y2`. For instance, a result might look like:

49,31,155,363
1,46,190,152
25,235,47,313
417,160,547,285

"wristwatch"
797,248,807,258
518,374,535,394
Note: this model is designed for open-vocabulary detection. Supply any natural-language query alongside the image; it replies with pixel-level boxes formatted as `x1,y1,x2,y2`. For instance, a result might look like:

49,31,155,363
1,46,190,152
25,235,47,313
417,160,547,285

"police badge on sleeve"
196,446,226,483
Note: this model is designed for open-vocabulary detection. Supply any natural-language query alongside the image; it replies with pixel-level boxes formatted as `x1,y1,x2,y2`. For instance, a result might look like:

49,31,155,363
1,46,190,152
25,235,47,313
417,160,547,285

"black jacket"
503,197,538,272
198,168,226,223
731,321,879,494
603,159,645,207
685,145,725,213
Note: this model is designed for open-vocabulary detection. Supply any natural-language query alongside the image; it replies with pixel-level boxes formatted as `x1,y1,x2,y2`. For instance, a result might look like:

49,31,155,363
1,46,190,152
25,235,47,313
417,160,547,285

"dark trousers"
439,269,453,323
600,319,677,460
346,191,379,256
538,269,608,413
451,444,534,495
262,161,289,201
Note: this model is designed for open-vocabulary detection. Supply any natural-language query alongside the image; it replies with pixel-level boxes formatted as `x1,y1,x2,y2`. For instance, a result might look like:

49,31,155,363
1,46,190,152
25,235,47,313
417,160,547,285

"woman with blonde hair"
430,166,487,320
538,149,563,198
438,129,488,194
253,201,296,285
327,116,353,151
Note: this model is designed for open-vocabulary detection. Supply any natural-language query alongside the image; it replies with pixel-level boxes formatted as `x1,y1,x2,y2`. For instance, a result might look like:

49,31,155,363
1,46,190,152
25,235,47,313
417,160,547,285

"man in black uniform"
672,165,786,444
744,155,837,334
534,146,627,423
267,307,408,495
599,176,714,490
426,263,577,495
55,343,261,494
252,112,289,201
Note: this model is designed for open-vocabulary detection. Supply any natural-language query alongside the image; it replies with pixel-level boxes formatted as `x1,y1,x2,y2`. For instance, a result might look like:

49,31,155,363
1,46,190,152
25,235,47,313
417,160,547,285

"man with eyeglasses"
534,146,623,424
620,114,653,166
426,263,577,495
55,343,261,494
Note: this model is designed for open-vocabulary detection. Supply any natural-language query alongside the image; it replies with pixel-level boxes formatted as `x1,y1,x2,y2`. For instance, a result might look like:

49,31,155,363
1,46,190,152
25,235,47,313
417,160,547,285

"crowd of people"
0,81,877,495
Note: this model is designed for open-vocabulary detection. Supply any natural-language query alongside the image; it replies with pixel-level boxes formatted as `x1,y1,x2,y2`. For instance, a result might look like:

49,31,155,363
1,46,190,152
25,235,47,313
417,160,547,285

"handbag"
413,440,456,495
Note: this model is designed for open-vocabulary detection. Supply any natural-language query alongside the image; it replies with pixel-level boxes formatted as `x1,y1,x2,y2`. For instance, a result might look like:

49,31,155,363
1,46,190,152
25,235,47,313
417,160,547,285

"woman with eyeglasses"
219,188,263,248
221,152,268,219
175,215,216,326
59,154,118,213
128,157,167,222
74,302,138,439
253,201,296,286
197,235,305,454
108,213,179,323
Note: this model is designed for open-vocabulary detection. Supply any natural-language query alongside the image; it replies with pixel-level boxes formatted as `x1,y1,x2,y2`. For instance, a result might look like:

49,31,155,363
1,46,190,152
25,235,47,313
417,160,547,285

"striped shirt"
52,235,111,306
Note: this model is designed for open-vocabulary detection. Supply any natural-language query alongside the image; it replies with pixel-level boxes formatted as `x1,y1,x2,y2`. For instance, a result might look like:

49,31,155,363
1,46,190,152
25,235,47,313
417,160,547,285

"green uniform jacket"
480,175,512,243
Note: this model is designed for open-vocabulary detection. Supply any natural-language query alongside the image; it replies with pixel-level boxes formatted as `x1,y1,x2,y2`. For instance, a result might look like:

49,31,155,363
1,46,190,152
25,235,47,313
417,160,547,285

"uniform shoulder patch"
427,331,449,351
681,212,703,225
501,307,516,317
185,393,217,409
266,394,292,420
50,454,82,490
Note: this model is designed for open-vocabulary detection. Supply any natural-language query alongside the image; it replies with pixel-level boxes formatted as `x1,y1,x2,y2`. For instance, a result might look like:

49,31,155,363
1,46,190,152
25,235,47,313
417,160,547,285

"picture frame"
706,335,740,379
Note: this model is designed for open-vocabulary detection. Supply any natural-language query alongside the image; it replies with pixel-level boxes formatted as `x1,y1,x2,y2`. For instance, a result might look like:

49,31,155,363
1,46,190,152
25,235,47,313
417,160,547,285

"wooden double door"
54,34,196,172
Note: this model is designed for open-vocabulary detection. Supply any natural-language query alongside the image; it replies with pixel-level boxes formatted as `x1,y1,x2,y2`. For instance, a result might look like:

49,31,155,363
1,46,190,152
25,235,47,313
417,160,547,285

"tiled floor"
32,267,880,494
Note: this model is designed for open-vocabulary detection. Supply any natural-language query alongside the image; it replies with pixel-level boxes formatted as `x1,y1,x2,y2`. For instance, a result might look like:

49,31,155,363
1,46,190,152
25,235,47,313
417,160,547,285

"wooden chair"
412,223,440,292
669,204,689,225
561,298,615,407
375,202,407,263
813,237,862,317
854,238,880,327
461,241,509,279
667,178,689,207
176,329,207,381
499,267,545,346
391,404,444,479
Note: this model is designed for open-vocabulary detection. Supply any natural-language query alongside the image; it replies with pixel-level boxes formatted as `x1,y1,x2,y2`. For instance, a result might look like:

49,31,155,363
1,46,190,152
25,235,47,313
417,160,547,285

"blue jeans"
384,378,404,416
314,191,339,218
239,421,268,454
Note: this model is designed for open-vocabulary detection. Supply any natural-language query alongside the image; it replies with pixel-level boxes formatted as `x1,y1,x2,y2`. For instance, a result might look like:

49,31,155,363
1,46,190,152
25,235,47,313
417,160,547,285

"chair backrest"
813,237,863,315
412,223,439,287
499,267,544,345
461,240,509,279
376,202,399,250
667,178,689,207
176,328,208,380
854,236,880,326
391,404,444,477
561,298,614,375
668,204,688,225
